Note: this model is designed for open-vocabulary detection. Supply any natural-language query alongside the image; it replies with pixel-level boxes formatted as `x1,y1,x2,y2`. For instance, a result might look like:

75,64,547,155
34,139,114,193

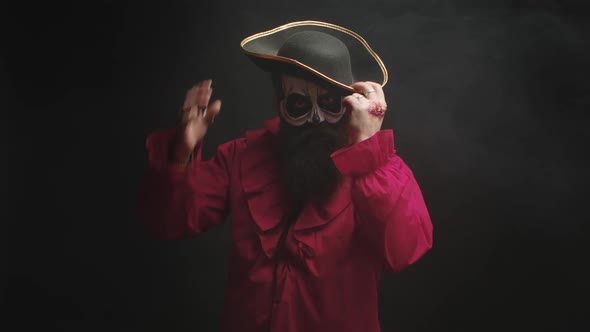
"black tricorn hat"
240,20,388,94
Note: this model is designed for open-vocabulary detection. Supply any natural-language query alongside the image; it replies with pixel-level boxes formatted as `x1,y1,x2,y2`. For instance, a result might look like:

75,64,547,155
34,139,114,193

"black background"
2,1,589,331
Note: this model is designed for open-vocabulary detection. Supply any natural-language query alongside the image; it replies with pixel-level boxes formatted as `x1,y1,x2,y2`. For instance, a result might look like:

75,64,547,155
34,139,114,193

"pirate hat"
240,20,388,93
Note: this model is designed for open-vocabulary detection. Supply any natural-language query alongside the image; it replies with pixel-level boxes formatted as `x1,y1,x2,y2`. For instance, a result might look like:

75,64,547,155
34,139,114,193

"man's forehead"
281,75,327,93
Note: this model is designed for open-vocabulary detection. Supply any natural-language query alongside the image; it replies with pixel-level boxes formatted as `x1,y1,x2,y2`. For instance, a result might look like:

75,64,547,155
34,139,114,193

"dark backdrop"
2,1,588,331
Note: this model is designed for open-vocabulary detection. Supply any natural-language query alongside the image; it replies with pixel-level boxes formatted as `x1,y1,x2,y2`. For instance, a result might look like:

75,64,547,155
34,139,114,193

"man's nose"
309,104,323,125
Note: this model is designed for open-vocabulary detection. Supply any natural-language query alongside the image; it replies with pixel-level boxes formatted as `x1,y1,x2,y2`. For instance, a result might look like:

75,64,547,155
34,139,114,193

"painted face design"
279,75,346,126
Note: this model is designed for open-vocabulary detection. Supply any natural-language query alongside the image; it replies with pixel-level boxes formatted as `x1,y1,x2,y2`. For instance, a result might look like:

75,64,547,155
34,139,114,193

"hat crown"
240,20,388,92
277,31,354,85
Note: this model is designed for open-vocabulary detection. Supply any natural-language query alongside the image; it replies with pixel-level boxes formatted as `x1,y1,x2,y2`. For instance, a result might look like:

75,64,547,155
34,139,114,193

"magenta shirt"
137,117,433,332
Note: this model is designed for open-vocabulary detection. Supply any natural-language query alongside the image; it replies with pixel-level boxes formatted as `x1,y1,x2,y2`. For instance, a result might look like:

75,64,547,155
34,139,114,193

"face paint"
279,75,346,126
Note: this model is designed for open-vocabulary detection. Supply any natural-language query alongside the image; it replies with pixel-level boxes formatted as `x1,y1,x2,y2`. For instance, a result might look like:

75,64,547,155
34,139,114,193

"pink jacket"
137,116,433,332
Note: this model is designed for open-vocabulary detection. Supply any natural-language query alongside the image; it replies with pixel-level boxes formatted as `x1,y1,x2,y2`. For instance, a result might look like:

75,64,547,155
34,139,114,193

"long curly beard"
277,119,348,208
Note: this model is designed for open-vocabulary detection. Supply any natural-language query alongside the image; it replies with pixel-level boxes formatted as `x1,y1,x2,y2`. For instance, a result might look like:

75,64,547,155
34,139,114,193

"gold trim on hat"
240,20,388,90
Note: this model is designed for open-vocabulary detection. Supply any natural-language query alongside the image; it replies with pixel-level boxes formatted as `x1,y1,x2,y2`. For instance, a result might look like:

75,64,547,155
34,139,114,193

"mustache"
279,121,344,148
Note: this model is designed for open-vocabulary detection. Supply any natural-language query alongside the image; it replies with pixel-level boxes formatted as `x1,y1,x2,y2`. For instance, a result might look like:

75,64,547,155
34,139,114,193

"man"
137,21,433,332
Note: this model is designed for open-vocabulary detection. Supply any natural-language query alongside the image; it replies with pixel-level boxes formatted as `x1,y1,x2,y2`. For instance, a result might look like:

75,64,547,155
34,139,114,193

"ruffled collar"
239,117,352,258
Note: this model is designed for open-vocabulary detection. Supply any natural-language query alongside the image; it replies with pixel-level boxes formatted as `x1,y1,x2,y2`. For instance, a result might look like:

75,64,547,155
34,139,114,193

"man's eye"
318,93,342,113
285,93,311,117
295,99,307,108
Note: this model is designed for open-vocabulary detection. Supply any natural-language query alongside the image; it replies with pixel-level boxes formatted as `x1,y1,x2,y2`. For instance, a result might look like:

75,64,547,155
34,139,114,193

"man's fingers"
343,94,362,111
183,85,200,109
183,79,213,109
204,99,222,124
351,81,385,105
367,82,385,105
189,106,201,121
197,81,213,109
350,82,373,96
181,98,221,124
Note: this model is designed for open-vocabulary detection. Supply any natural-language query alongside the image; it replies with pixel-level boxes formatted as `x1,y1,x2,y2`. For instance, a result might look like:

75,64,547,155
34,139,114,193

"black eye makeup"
285,93,312,118
317,93,343,114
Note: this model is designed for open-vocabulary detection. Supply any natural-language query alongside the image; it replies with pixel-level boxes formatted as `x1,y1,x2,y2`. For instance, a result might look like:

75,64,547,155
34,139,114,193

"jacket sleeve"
136,128,235,240
331,129,433,273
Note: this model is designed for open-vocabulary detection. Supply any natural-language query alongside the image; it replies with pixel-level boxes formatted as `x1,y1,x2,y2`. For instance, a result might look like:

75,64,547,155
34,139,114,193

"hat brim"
240,20,388,94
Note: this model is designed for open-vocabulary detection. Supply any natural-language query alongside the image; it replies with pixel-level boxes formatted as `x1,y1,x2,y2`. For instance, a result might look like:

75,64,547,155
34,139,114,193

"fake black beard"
277,119,348,209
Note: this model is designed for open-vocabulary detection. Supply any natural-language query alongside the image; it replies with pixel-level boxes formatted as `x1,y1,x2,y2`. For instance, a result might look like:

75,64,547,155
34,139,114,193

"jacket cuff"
145,129,201,174
331,130,396,176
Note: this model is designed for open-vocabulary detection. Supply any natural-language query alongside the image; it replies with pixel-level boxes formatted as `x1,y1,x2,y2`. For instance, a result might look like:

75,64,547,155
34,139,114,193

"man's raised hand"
170,79,222,164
